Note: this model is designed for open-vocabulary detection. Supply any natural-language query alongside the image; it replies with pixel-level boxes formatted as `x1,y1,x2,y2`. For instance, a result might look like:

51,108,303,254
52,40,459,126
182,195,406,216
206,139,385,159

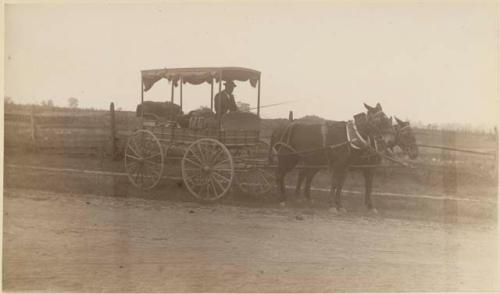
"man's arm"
229,95,238,112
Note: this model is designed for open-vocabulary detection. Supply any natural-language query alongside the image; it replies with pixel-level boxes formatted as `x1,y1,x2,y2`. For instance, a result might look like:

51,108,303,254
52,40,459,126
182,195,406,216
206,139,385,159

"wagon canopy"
142,67,261,92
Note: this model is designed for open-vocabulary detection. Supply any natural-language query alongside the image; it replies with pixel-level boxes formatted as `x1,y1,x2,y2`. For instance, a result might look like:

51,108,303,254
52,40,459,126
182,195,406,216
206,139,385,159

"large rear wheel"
124,129,164,189
182,138,234,201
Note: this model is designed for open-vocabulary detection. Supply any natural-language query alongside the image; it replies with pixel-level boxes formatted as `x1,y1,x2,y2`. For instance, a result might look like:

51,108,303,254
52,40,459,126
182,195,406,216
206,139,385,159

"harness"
272,123,297,155
346,120,370,150
272,117,372,159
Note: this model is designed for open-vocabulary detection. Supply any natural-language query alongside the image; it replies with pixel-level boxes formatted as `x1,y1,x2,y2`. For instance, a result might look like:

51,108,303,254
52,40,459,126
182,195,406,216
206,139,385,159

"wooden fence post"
289,111,293,122
30,106,38,151
110,102,116,159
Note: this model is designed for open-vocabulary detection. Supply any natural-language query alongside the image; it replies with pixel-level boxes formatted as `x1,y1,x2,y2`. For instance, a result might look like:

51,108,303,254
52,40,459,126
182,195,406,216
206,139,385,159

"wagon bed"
124,66,273,201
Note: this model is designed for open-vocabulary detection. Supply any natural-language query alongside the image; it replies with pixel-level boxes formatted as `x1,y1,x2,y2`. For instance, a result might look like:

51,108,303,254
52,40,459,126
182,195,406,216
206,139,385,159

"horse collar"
346,120,369,150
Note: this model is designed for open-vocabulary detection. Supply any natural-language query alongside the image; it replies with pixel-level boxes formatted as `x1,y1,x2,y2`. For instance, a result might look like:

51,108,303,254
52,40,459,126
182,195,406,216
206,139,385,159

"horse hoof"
369,208,378,214
279,201,286,207
339,207,347,214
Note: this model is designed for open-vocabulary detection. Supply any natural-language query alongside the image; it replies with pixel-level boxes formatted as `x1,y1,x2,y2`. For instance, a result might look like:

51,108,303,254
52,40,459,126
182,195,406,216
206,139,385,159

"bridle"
364,110,395,142
392,124,415,153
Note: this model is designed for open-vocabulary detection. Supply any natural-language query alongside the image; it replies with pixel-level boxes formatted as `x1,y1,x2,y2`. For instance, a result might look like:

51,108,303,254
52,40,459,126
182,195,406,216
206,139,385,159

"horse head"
392,117,419,159
363,102,395,146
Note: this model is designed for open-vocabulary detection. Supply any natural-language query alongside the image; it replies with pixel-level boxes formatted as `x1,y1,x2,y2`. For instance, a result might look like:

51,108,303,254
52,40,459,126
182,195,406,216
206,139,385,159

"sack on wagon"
136,101,183,122
178,107,218,129
221,111,260,131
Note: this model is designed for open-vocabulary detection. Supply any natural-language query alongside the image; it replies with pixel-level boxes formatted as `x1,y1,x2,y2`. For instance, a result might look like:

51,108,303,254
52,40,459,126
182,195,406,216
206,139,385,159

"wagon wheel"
182,138,234,201
237,167,274,196
124,129,164,189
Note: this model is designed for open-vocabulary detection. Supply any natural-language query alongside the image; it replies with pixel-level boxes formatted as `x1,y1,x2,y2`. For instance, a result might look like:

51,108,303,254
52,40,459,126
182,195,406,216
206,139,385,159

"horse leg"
328,165,348,214
363,168,378,214
304,169,319,205
295,169,305,196
275,155,298,205
329,170,340,213
275,168,286,203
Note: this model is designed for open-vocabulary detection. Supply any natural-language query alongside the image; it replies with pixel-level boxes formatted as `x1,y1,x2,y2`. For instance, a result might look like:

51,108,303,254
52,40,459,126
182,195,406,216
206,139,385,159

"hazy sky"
4,2,499,126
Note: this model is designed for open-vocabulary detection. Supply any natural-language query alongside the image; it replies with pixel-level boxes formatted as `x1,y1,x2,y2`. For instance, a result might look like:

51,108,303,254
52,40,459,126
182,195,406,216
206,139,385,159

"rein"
365,144,412,167
273,140,351,157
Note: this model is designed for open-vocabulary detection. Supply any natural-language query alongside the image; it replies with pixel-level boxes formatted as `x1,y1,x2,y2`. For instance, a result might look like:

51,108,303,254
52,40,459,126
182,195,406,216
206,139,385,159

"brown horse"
270,103,395,212
294,116,419,213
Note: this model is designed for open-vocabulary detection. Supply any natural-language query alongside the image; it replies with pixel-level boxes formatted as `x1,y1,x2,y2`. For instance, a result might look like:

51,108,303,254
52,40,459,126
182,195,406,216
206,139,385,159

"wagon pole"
416,143,496,156
248,100,300,111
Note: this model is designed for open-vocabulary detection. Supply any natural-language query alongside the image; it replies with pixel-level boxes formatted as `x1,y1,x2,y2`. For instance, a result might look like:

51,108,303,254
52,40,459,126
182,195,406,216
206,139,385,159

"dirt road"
3,188,498,292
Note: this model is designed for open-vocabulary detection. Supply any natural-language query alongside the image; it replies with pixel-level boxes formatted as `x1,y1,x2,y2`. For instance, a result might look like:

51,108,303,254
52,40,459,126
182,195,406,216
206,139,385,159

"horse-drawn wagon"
124,67,273,201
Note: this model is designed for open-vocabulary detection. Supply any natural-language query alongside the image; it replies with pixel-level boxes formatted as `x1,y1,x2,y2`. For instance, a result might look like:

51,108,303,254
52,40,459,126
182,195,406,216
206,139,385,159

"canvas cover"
142,67,261,92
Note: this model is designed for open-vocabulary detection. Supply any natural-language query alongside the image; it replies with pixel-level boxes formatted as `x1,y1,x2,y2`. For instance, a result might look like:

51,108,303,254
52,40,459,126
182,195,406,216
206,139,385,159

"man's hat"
224,80,236,87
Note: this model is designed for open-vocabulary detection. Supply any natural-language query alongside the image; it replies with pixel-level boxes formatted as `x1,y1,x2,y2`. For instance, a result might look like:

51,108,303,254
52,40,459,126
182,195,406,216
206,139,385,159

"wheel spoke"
212,171,231,185
141,170,153,187
128,164,141,183
126,160,139,171
143,163,161,177
210,149,225,165
183,168,202,172
261,173,271,187
184,157,203,168
196,143,207,164
144,159,162,168
187,149,204,166
210,175,225,193
184,171,203,182
209,178,219,196
132,165,142,183
143,152,161,161
126,153,142,161
212,167,233,173
127,143,141,158
213,158,230,169
131,136,143,158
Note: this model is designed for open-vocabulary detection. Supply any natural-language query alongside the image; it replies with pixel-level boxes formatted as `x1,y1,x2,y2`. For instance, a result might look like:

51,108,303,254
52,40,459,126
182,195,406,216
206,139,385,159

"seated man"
214,80,238,117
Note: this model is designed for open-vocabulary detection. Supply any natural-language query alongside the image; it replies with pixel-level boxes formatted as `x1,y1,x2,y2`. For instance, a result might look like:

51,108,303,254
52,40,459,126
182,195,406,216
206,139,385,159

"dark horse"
269,103,395,213
294,116,419,212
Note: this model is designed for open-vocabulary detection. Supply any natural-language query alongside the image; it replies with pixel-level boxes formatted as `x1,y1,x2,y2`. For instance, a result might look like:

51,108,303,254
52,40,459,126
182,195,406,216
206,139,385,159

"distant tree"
4,96,13,104
41,99,54,108
68,97,78,108
236,101,251,112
